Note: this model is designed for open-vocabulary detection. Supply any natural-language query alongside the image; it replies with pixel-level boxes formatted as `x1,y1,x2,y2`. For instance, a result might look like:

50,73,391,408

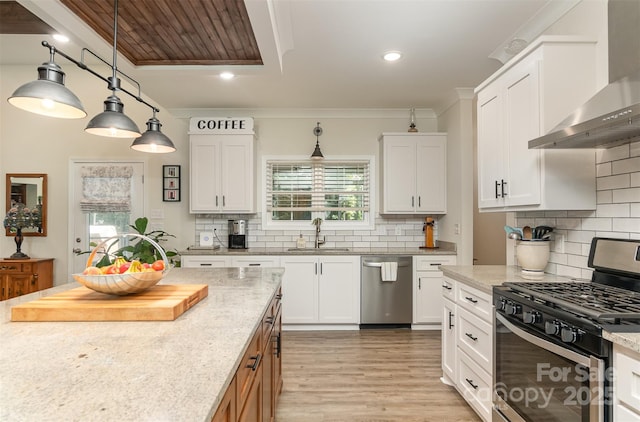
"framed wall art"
163,165,181,202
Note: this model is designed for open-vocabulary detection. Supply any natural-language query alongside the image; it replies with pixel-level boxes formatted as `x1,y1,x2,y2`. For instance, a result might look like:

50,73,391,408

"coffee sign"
189,117,254,134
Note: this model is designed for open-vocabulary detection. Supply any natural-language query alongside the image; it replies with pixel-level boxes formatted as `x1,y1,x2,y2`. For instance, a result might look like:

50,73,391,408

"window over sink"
263,156,374,230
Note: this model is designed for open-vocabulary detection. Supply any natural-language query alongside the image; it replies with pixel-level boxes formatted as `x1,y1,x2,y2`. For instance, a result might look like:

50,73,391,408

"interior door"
69,161,145,275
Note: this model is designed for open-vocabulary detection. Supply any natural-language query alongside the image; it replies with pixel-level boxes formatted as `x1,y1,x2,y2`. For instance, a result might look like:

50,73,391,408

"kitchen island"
0,267,283,421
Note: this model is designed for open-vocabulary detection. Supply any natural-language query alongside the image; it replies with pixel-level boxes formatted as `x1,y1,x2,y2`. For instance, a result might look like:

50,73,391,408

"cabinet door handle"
320,263,323,275
442,284,452,290
246,354,261,371
501,179,508,197
418,277,421,289
495,180,500,198
465,296,478,304
465,378,479,390
215,196,219,207
465,332,478,342
222,196,226,206
412,196,415,207
448,311,454,329
418,196,421,207
315,263,318,275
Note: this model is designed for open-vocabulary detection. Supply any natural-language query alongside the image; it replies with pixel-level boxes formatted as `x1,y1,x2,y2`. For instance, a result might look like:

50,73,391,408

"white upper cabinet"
190,134,256,213
380,133,447,214
476,37,598,212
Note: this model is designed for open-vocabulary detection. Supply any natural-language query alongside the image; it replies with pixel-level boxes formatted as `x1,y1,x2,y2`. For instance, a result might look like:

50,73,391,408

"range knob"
522,311,540,324
498,298,507,312
544,320,561,335
561,327,581,343
505,302,521,316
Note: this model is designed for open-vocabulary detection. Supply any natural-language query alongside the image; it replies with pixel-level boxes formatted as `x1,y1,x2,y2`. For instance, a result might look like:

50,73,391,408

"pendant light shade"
85,94,141,138
8,61,86,119
131,115,176,153
310,122,324,160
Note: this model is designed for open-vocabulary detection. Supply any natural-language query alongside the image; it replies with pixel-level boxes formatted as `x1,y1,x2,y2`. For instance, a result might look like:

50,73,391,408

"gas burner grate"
504,281,640,322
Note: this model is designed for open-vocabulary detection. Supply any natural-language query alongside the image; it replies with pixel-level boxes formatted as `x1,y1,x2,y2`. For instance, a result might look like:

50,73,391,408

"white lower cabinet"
280,255,360,327
613,344,640,420
181,255,230,268
413,255,457,327
441,275,493,422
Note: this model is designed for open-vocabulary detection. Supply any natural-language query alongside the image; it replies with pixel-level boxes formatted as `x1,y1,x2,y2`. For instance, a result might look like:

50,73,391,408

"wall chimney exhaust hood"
529,0,640,150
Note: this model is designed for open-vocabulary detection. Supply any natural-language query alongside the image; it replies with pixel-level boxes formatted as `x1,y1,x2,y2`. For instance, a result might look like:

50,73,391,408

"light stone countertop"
0,267,283,422
441,265,640,355
179,242,457,256
440,265,579,295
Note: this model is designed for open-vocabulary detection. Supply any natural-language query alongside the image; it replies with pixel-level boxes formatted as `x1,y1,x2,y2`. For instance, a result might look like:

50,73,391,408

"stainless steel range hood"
529,0,640,149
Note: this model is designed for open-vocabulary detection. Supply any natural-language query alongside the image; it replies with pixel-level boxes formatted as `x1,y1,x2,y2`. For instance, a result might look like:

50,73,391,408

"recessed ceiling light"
220,72,235,80
383,51,402,62
52,34,69,43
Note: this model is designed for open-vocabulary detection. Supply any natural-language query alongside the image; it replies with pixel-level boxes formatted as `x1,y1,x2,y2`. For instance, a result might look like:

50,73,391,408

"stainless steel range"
493,237,640,422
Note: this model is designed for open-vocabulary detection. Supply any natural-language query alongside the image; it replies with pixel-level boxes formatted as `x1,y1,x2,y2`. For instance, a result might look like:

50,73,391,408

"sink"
287,248,350,252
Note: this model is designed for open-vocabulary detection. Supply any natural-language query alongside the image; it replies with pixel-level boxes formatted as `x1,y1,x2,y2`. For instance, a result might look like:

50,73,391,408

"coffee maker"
228,219,248,249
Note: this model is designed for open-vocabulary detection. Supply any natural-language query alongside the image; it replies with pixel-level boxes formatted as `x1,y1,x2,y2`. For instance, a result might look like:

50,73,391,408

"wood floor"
275,329,481,422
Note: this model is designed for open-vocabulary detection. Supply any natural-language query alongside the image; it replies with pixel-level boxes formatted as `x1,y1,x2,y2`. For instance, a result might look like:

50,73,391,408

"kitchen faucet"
312,218,325,248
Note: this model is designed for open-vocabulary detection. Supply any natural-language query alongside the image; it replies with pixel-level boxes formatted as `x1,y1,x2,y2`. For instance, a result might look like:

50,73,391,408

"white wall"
436,89,475,265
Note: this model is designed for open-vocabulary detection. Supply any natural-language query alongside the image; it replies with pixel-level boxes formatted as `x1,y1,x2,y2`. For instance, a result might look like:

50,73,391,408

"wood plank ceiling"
2,0,262,67
0,2,55,34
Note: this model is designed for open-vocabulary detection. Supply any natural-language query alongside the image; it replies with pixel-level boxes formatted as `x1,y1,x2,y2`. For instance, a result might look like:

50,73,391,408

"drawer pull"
275,294,283,300
265,316,274,325
465,296,478,304
465,332,478,342
248,263,261,266
429,263,442,266
442,284,452,290
246,354,261,371
465,378,479,390
200,263,213,267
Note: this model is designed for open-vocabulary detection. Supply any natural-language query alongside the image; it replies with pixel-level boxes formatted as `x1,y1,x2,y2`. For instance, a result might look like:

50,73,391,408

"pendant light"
85,0,140,139
8,47,86,119
6,0,175,153
311,122,324,160
131,110,176,153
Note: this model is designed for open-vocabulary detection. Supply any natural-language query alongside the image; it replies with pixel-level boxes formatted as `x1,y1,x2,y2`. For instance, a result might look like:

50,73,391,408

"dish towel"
381,262,398,282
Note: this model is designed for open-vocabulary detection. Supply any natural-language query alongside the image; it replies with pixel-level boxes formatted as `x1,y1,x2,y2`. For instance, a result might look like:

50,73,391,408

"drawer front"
236,329,262,409
458,350,492,422
457,307,492,370
615,345,640,414
442,276,456,301
0,262,24,273
457,283,492,321
415,255,456,271
181,256,230,268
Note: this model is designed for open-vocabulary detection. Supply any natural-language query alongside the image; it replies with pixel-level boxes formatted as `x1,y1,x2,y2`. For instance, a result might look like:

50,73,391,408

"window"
264,157,373,229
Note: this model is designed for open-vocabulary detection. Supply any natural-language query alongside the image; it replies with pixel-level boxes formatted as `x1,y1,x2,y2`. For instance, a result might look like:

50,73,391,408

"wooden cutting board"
11,284,208,322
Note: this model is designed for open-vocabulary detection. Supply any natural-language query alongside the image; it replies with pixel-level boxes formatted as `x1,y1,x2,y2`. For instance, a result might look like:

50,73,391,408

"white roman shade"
80,165,134,212
266,160,369,221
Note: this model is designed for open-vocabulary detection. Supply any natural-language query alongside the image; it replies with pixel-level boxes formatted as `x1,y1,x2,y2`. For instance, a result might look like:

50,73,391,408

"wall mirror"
5,173,48,237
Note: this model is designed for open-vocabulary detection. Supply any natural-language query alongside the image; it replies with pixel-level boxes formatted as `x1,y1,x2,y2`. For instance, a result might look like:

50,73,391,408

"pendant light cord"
110,0,119,92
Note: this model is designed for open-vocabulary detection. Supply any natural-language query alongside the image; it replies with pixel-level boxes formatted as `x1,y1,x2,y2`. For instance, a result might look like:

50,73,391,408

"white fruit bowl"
72,234,169,296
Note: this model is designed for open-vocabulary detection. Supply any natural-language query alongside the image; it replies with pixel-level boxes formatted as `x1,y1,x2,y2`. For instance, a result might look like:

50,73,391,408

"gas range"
493,238,640,422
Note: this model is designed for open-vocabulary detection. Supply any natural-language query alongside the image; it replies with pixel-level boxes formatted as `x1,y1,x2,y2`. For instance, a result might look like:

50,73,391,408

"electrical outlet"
395,226,402,236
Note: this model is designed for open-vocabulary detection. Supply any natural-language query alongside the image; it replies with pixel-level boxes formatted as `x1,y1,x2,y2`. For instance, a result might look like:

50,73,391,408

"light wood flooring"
275,329,481,422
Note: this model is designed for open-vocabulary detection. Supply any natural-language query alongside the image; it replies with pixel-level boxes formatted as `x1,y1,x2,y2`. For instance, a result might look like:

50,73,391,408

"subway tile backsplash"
515,141,640,280
194,215,437,250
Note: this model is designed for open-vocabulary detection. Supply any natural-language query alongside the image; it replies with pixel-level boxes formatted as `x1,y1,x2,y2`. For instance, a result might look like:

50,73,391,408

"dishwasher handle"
363,261,410,268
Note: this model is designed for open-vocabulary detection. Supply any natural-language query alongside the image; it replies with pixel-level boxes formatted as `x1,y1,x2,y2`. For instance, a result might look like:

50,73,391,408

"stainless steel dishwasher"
360,256,413,328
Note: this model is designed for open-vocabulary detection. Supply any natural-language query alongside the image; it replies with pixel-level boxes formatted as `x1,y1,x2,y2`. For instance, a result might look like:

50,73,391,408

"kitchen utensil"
11,284,208,321
522,226,532,240
508,232,522,240
534,226,553,239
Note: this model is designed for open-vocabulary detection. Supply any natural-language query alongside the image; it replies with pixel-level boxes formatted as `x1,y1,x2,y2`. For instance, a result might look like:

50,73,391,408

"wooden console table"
0,258,53,301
